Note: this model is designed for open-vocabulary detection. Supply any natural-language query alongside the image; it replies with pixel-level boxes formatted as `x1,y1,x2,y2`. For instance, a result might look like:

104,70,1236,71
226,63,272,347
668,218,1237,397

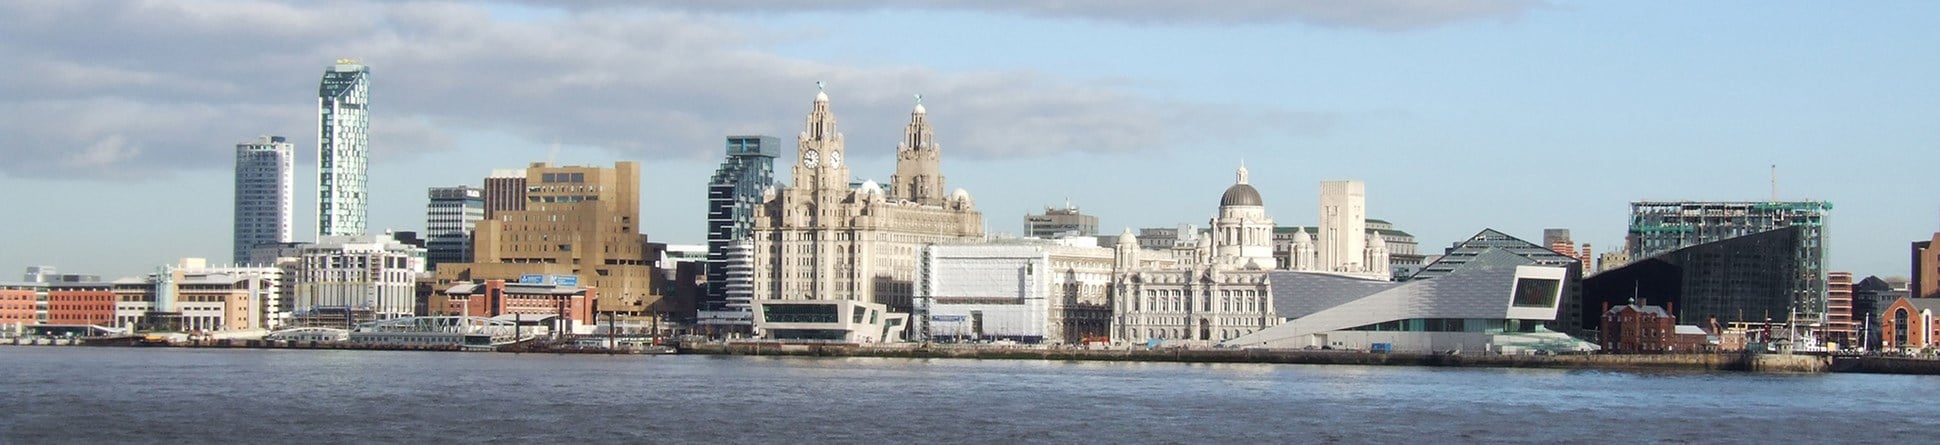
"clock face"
803,150,820,167
829,151,843,168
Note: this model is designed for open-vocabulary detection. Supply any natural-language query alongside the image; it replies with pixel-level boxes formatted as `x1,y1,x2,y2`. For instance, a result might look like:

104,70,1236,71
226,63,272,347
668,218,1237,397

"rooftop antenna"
1769,164,1777,202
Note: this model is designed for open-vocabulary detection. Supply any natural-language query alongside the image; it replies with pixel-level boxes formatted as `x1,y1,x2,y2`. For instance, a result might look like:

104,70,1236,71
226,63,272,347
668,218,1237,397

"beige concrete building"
751,88,984,313
108,258,282,334
438,161,663,315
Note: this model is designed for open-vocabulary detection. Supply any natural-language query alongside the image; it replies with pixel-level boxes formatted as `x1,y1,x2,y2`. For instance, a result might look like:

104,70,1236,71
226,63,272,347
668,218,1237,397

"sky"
2,1,1936,279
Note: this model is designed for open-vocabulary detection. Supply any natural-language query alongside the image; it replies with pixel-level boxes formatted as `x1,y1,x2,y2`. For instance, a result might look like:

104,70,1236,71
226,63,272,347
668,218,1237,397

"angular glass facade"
1625,201,1829,321
1586,226,1806,329
318,61,370,238
705,136,779,310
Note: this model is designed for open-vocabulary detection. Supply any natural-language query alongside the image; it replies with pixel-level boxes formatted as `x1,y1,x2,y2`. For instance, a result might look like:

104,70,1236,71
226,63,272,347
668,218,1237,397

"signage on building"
552,275,578,287
518,274,545,284
931,315,966,322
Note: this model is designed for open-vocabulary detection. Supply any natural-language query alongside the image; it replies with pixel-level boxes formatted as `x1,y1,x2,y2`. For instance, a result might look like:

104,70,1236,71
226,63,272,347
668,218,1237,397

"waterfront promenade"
16,335,1940,374
682,342,1833,373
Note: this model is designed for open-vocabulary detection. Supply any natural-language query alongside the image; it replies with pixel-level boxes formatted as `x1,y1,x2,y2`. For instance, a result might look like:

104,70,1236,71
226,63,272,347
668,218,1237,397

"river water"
1,346,1934,443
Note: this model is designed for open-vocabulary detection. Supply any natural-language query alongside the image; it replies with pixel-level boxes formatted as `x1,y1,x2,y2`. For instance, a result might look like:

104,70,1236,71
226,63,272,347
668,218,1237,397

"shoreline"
680,342,1832,373
11,337,1940,375
681,342,1940,376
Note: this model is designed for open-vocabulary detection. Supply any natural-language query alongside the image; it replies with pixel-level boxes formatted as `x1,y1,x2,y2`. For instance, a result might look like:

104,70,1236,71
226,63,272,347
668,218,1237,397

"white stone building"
751,87,984,314
291,234,427,319
1282,180,1390,280
1110,166,1281,346
916,237,1115,344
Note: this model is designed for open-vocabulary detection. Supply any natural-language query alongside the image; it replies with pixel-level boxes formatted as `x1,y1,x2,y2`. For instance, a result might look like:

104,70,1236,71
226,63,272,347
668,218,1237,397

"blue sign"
551,275,579,287
518,274,545,284
930,315,966,322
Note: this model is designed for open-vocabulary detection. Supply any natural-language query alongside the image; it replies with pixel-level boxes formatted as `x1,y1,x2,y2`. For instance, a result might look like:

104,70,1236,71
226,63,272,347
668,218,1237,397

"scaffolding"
1625,200,1831,325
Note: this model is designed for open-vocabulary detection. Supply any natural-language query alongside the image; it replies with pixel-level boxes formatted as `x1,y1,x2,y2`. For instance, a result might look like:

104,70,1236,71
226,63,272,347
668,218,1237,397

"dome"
1118,228,1137,245
1292,227,1313,246
815,90,829,102
1219,184,1264,207
951,188,971,202
858,179,883,196
913,103,926,114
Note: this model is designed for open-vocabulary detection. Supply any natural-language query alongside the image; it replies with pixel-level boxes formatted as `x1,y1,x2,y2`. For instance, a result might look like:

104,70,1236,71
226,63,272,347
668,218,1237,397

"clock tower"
890,95,944,205
751,84,986,316
793,85,849,194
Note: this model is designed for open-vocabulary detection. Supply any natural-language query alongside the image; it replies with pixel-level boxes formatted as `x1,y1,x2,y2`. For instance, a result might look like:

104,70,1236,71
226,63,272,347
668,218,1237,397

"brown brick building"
1915,233,1940,299
0,284,36,327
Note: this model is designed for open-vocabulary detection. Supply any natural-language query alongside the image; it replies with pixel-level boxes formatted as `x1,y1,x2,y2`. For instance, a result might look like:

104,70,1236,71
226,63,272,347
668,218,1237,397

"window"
1511,278,1561,308
1896,308,1910,346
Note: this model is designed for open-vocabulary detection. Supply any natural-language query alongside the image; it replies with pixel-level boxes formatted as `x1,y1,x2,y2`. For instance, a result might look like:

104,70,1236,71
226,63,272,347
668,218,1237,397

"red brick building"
1603,303,1675,353
1601,301,1712,353
1881,297,1940,351
435,279,594,332
46,283,115,326
0,284,37,327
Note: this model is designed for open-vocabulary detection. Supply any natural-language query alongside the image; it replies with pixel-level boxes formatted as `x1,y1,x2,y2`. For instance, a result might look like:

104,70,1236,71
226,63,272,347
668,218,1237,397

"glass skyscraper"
318,60,370,238
425,186,484,269
705,135,779,311
234,135,294,264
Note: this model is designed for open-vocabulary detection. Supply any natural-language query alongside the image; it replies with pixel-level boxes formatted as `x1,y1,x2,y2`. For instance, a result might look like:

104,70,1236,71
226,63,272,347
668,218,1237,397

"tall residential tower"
233,135,294,264
317,60,370,238
705,135,779,312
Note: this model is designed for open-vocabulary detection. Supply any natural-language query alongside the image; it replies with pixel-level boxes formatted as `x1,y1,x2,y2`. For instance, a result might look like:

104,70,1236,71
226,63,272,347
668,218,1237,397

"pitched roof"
1908,298,1940,314
1605,304,1670,317
1410,228,1577,281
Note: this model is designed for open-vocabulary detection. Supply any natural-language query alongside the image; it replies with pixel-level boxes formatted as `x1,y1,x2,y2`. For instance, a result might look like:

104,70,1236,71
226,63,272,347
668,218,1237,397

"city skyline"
2,1,1936,278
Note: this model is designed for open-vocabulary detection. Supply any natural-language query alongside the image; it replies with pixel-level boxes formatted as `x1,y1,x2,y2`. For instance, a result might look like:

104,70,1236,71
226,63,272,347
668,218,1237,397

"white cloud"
561,0,1547,30
0,0,1329,180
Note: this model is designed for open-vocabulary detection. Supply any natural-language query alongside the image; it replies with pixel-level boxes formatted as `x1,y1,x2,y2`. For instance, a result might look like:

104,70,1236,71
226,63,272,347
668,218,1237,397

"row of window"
540,172,587,183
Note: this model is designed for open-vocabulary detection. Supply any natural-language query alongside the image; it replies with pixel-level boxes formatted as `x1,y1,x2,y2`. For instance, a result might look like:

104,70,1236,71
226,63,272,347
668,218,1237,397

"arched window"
1896,308,1911,347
